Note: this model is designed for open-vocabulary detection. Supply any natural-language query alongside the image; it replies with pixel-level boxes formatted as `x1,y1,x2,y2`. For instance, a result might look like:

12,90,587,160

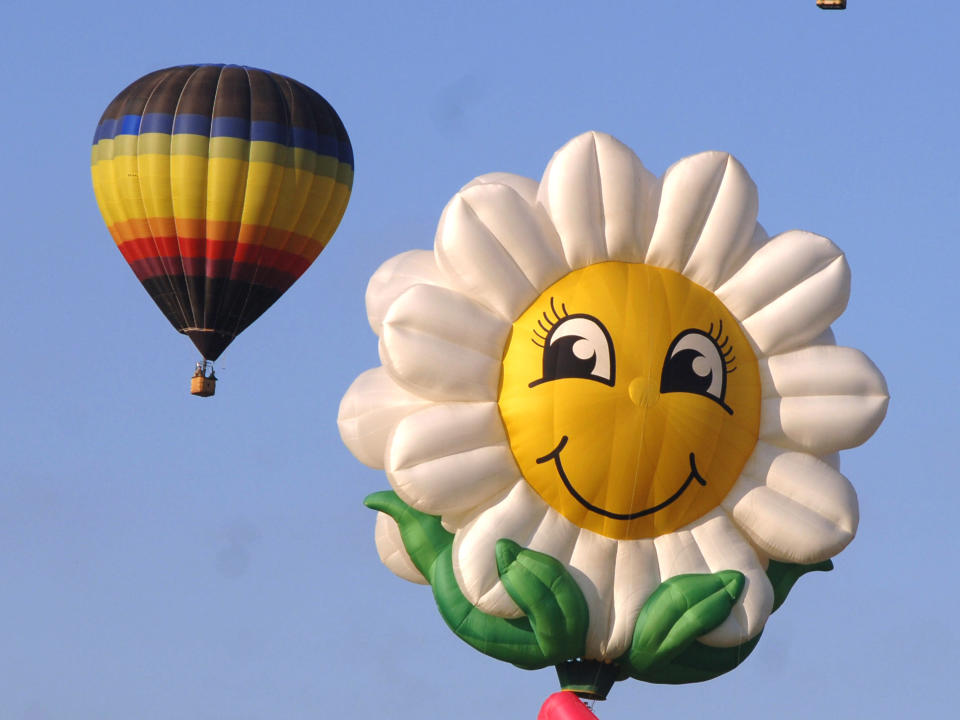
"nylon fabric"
498,262,761,540
91,64,352,360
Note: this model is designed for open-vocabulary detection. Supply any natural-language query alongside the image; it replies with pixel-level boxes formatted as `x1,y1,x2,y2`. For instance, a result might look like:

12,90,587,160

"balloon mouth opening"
183,328,235,361
555,659,619,700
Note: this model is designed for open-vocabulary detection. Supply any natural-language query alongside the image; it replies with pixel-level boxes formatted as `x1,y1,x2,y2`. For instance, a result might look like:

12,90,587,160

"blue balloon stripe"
172,113,213,136
93,114,139,143
140,113,174,134
339,140,354,166
213,116,251,140
93,113,351,165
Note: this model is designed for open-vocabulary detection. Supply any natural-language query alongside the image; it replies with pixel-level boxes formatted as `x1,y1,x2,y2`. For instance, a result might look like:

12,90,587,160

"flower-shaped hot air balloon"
91,65,353,395
339,133,887,702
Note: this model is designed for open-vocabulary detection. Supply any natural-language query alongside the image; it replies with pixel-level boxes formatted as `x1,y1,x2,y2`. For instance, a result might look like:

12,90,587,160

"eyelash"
531,297,569,348
531,306,737,371
707,320,737,373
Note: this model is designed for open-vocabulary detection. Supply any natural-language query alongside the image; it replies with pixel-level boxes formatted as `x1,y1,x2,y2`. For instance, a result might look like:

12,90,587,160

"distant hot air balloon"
91,64,353,395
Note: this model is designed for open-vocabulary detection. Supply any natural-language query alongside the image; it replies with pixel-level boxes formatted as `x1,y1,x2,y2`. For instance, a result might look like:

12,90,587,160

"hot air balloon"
91,65,353,396
338,133,888,709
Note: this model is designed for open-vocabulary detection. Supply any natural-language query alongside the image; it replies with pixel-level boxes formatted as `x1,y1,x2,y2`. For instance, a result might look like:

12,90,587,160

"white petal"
566,529,619,659
365,250,447,336
731,221,769,280
760,346,889,453
705,221,768,294
337,367,431,469
716,231,850,356
538,131,657,268
809,326,837,347
691,510,773,647
460,172,539,205
452,482,548,617
387,402,518,516
441,495,581,586
525,506,581,566
654,528,711,579
722,442,859,564
380,283,509,401
374,512,428,585
647,152,759,290
590,133,658,262
604,539,661,658
435,183,568,319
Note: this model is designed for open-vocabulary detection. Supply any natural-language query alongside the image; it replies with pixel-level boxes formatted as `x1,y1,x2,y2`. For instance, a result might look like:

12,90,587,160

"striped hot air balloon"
91,64,353,394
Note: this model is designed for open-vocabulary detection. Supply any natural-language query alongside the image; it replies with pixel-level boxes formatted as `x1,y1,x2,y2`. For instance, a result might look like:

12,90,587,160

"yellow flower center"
498,262,761,540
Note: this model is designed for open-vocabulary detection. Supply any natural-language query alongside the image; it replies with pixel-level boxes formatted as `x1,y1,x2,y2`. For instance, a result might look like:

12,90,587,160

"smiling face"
498,262,761,540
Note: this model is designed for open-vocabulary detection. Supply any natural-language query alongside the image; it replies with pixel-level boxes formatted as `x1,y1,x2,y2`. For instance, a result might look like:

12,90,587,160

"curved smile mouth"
535,435,707,521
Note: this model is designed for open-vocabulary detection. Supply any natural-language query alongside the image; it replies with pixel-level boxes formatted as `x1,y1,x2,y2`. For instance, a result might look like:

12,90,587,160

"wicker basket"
190,375,216,397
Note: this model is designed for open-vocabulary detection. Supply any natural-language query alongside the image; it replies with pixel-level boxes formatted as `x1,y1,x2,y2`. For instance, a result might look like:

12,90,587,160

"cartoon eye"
660,328,733,414
529,314,615,388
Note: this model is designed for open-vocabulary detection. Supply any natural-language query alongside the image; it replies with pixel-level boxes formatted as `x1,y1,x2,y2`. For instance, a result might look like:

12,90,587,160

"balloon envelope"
340,132,888,697
91,64,353,360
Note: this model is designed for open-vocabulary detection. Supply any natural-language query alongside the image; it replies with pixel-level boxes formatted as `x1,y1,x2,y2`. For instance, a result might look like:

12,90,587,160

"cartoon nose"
628,377,658,407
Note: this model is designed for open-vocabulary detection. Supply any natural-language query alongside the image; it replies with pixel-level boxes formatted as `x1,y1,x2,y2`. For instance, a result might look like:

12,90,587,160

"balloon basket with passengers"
190,360,217,397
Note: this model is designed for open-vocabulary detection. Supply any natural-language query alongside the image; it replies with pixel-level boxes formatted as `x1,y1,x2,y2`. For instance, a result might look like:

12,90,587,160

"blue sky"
1,2,957,717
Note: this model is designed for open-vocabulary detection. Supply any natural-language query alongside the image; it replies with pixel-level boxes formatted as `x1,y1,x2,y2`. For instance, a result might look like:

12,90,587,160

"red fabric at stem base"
538,692,599,720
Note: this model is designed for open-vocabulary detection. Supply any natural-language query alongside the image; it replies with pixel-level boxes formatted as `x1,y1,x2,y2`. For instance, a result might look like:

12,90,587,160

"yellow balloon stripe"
91,148,350,235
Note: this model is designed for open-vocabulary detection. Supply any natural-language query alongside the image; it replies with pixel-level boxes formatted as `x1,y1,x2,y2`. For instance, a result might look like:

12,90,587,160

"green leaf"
495,539,589,663
365,492,593,670
363,491,453,583
430,545,553,669
767,558,833,612
623,571,745,676
620,558,835,684
364,491,563,670
636,634,762,684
